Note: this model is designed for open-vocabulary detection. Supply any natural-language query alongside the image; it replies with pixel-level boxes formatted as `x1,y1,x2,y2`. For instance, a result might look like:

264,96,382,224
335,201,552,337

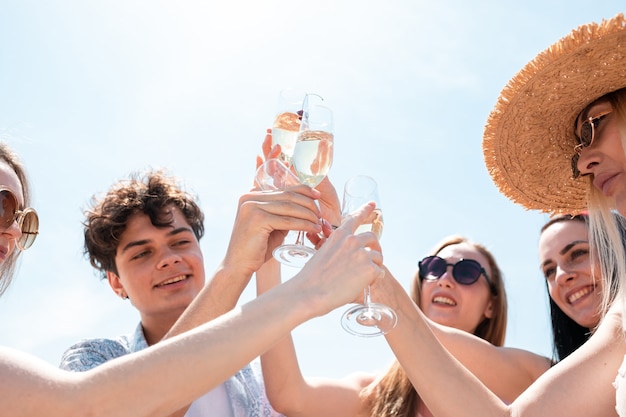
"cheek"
546,281,565,305
419,283,433,306
116,261,151,283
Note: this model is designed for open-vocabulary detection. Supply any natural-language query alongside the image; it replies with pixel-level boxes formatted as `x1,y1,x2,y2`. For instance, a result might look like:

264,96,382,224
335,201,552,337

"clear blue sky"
0,0,623,378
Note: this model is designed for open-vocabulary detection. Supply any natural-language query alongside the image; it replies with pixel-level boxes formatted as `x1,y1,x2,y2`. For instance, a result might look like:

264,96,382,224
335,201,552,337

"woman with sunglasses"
0,140,387,417
365,13,626,417
255,233,550,417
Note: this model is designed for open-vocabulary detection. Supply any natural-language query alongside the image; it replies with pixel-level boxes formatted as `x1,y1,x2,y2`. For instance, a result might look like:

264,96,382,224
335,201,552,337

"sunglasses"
0,188,39,250
418,255,496,294
571,109,612,179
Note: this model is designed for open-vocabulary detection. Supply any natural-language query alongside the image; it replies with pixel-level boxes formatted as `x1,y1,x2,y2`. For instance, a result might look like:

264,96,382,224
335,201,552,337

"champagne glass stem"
295,230,306,246
364,286,372,305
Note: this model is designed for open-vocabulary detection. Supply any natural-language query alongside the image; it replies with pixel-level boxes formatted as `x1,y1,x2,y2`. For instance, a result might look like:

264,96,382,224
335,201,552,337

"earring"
120,292,128,300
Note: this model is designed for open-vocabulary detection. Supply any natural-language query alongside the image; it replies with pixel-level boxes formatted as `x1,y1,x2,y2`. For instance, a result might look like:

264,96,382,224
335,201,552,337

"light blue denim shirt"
59,323,282,417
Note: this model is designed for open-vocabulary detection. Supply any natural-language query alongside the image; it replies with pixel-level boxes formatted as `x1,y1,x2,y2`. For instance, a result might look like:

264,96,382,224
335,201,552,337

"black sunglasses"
0,188,39,250
571,109,612,179
418,255,496,295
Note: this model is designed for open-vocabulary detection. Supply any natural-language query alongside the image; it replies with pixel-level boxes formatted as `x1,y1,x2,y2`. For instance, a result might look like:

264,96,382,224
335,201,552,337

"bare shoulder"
502,345,552,380
340,370,378,389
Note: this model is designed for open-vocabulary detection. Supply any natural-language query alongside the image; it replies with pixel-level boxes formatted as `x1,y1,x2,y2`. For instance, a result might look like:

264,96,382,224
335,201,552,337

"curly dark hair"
83,169,205,279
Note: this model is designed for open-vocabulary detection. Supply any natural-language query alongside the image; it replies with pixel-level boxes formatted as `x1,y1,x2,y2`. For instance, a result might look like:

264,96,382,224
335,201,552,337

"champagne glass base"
272,244,316,268
341,303,398,337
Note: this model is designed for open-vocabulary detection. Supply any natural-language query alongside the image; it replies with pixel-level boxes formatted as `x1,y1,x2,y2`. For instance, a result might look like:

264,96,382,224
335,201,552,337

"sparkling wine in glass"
340,175,397,337
272,100,334,268
271,89,306,166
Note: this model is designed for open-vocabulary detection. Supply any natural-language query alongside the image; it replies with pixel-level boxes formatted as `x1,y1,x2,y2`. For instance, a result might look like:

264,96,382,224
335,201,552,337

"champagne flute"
340,175,397,337
272,99,334,268
271,89,306,166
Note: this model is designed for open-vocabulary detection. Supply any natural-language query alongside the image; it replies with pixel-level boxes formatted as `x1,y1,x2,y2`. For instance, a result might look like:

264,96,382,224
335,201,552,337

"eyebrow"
119,227,193,254
540,239,588,269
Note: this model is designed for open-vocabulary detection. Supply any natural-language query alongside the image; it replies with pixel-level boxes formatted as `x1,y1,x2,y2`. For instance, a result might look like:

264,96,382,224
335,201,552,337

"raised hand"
222,185,322,277
290,201,385,313
258,129,341,249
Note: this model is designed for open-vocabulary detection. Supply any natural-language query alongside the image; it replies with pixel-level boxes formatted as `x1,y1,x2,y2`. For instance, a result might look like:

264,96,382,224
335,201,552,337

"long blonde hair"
584,89,626,330
366,236,507,417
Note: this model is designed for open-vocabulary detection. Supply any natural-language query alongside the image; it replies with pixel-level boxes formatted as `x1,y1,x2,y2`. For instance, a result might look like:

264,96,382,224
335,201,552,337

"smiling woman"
370,235,511,417
414,236,505,341
539,212,624,362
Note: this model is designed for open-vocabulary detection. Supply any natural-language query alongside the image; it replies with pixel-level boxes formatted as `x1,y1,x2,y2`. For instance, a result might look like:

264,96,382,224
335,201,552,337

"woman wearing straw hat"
364,12,626,417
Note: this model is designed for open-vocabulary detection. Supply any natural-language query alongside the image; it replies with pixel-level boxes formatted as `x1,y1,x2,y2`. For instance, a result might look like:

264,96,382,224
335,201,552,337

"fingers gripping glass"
418,256,496,295
0,188,39,250
254,159,316,268
571,110,612,179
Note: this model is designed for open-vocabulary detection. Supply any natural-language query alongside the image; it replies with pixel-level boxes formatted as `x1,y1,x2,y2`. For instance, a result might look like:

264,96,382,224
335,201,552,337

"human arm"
426,320,550,403
376,265,626,416
0,203,384,417
256,259,375,417
162,185,325,416
164,184,324,338
166,129,337,333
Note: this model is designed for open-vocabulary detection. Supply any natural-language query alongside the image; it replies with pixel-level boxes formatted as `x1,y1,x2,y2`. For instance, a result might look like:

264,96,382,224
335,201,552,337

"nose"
157,249,182,269
436,267,456,288
576,144,601,177
554,265,575,287
1,219,21,247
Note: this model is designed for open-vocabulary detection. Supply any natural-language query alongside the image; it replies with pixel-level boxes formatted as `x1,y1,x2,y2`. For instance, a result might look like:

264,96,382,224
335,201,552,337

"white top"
185,383,234,417
614,354,626,416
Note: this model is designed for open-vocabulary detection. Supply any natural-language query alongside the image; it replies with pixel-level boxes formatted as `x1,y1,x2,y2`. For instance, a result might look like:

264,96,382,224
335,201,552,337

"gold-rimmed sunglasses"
571,109,612,179
0,188,39,250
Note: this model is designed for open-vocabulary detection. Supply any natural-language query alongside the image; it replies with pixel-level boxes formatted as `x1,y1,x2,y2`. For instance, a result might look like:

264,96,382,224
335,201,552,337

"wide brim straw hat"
483,13,626,214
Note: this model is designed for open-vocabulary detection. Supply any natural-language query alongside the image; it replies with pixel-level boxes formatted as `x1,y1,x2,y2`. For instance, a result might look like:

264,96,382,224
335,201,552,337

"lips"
593,172,619,195
155,274,188,288
432,295,456,306
567,284,595,304
0,244,8,259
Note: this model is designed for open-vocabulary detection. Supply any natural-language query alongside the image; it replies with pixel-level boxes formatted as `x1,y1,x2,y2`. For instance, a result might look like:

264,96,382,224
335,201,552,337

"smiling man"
58,168,330,417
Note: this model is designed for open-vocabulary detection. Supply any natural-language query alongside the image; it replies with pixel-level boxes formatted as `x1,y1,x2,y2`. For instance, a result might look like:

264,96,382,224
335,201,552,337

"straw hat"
483,13,626,214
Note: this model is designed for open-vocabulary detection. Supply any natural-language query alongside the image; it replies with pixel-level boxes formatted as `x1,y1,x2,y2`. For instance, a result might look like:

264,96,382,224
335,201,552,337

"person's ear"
483,298,495,319
107,271,129,299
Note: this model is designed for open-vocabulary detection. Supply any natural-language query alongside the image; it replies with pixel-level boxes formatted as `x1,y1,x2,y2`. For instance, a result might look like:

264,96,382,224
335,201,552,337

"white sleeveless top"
614,354,626,416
